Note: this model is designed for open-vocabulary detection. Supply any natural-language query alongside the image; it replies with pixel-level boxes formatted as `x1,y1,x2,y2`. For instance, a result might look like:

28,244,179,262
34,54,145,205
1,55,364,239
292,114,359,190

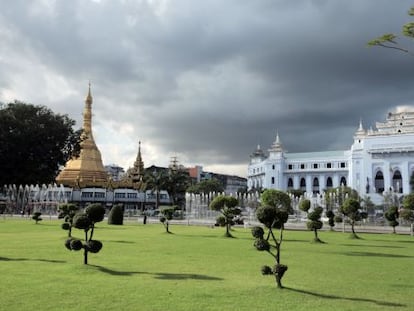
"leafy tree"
251,189,290,289
401,193,414,235
144,170,169,209
0,101,81,185
32,212,42,224
209,195,240,238
340,198,367,239
108,204,124,225
187,178,224,194
65,203,105,265
384,205,399,234
159,205,176,233
368,6,414,55
58,203,79,237
164,169,190,209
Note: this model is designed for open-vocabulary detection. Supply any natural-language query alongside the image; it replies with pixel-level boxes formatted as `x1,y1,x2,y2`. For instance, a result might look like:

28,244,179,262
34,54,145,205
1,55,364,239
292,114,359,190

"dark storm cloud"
1,0,414,176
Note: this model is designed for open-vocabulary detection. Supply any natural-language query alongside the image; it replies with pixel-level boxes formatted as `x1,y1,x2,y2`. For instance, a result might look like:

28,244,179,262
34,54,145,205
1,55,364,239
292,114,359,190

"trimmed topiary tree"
58,203,79,237
65,203,105,265
252,189,291,289
306,206,324,243
108,204,124,225
159,205,176,233
340,198,367,239
326,210,336,231
401,193,414,236
209,195,240,237
385,205,399,234
32,212,42,224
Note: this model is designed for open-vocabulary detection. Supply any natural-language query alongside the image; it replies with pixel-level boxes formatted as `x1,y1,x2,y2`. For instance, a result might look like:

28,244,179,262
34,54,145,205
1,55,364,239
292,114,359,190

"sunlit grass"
1,218,413,311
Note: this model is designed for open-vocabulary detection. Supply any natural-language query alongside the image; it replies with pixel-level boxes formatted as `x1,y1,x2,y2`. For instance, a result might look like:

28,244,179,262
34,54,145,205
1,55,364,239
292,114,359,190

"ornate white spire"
269,131,283,152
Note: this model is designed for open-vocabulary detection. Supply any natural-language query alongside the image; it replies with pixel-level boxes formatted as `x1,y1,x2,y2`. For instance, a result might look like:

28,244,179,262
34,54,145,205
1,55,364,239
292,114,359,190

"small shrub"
254,239,270,251
108,204,124,225
32,212,42,224
70,239,83,251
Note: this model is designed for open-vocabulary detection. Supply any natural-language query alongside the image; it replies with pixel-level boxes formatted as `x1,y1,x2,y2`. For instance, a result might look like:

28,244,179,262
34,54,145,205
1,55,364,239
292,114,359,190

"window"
271,177,275,184
340,177,347,187
272,165,275,170
326,177,333,188
94,192,105,198
327,163,332,168
81,192,93,198
287,178,293,188
115,193,126,199
288,164,293,170
300,178,306,190
313,163,318,169
340,162,346,168
300,164,305,169
127,193,137,199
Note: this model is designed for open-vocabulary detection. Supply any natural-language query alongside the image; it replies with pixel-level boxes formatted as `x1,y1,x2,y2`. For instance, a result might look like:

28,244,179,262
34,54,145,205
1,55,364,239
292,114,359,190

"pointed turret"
127,141,145,182
354,118,366,138
56,84,109,187
268,131,283,152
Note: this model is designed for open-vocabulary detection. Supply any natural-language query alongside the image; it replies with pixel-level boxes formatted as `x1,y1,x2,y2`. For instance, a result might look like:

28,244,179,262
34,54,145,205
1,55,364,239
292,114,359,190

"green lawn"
1,218,413,311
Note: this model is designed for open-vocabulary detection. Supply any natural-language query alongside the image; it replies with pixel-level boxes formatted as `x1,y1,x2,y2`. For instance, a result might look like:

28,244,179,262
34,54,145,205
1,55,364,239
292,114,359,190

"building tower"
127,140,145,183
56,84,109,186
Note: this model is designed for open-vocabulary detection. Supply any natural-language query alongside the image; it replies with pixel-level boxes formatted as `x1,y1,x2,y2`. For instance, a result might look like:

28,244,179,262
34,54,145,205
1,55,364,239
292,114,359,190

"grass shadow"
341,251,413,258
0,256,66,263
341,243,403,249
90,265,223,281
285,287,405,307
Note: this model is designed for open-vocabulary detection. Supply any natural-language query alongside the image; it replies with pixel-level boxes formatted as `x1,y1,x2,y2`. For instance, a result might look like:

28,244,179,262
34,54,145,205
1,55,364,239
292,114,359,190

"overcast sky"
1,0,414,178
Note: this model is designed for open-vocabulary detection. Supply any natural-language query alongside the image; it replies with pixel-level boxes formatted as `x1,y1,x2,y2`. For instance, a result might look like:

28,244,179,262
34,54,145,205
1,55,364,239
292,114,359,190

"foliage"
252,189,290,288
401,193,414,226
209,195,240,237
368,6,414,55
144,169,169,209
58,203,79,237
0,101,81,185
325,210,335,230
108,204,124,225
164,169,190,208
159,205,176,233
299,199,311,213
340,198,367,239
384,206,399,234
66,203,105,264
187,178,224,194
324,186,359,210
32,212,42,224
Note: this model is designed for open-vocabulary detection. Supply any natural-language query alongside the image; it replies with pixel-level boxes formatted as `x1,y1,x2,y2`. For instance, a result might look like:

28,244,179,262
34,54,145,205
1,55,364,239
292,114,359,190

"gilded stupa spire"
56,84,109,187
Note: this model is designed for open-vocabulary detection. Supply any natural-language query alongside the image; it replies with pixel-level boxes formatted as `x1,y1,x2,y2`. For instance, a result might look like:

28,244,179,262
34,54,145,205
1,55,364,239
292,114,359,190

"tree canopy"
0,101,81,186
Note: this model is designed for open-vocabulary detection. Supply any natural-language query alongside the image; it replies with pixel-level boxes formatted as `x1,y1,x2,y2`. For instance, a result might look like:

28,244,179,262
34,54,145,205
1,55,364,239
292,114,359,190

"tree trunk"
274,264,288,289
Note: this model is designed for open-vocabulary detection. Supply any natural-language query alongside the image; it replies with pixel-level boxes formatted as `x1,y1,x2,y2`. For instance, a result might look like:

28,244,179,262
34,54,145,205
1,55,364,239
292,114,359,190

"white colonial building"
247,110,414,204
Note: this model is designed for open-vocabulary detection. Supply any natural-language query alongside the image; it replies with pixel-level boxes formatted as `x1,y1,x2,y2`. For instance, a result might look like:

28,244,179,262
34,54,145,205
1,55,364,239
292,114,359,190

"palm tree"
144,170,168,209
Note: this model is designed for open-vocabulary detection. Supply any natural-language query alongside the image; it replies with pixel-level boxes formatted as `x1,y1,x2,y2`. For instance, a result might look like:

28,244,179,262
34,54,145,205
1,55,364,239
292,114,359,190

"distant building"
247,110,414,204
186,165,247,194
105,164,125,181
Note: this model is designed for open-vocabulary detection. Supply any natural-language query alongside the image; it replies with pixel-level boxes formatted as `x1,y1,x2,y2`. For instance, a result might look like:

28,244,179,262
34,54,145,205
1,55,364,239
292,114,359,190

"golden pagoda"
56,84,109,187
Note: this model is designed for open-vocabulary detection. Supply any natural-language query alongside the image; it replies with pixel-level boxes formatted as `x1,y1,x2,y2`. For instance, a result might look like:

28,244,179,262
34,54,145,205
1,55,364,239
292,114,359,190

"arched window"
340,177,347,187
287,178,293,189
300,178,306,191
392,170,403,193
375,171,384,193
312,177,319,194
326,177,333,188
